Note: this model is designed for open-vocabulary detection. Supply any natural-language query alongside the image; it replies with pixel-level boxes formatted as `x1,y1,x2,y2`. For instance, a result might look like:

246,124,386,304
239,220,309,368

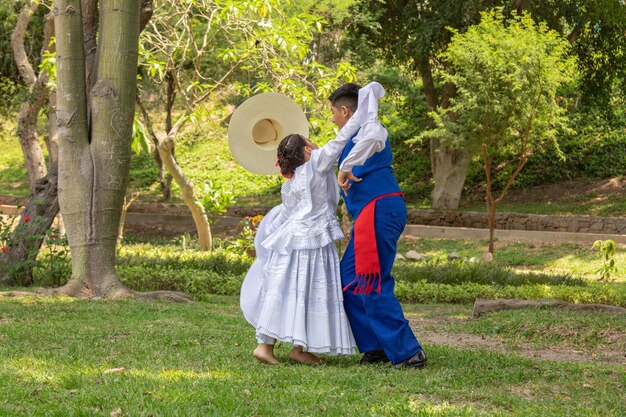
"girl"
240,117,361,365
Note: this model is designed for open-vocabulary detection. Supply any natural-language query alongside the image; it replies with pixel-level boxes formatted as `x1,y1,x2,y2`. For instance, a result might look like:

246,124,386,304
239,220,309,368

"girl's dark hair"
276,134,308,178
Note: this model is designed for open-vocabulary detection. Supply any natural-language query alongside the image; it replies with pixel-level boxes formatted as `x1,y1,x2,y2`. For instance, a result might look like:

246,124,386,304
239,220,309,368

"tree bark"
137,98,212,250
12,1,49,189
2,8,61,284
157,131,213,251
10,1,39,86
0,165,60,286
472,298,626,318
67,0,141,297
54,0,133,298
420,59,470,210
50,0,190,302
430,139,471,210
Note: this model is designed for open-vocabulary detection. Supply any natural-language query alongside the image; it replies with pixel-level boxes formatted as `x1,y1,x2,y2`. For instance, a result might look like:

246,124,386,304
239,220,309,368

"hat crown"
228,93,309,175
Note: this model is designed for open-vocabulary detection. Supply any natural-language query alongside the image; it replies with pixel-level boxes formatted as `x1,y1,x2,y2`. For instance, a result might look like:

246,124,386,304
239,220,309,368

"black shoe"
359,349,390,364
394,350,427,369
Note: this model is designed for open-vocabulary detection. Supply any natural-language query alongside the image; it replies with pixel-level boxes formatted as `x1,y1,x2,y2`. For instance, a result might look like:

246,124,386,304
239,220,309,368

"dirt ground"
408,316,626,366
467,177,626,204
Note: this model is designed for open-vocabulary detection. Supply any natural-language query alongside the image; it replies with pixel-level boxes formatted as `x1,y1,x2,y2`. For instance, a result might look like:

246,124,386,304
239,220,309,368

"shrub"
394,280,626,307
393,261,585,287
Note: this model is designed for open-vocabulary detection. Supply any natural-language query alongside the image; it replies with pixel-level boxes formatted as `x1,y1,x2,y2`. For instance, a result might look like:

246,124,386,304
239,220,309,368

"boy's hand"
338,170,362,195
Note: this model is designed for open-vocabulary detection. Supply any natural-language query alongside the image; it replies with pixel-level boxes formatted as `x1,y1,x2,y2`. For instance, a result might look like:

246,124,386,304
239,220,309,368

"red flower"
22,216,30,222
0,247,8,253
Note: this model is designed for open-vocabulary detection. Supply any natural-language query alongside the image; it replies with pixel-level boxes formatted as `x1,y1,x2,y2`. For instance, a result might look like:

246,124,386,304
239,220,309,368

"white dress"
240,122,361,355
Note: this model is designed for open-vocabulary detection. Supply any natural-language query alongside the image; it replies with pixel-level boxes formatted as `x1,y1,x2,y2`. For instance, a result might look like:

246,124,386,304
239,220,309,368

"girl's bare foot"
253,344,280,364
288,346,323,365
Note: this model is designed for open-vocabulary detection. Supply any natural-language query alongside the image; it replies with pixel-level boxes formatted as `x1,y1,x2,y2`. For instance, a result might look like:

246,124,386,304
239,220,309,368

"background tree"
421,9,575,253
136,0,356,250
48,0,188,300
347,0,626,209
11,1,51,189
1,1,62,285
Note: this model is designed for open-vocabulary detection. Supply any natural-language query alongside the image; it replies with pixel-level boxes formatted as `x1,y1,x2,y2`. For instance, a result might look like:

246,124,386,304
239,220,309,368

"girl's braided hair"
276,134,308,179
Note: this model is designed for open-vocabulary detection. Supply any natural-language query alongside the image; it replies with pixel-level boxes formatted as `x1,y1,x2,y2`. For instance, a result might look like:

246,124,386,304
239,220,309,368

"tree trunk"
48,0,190,302
136,98,211,249
420,60,469,210
54,0,135,299
157,133,213,251
1,8,62,284
0,165,60,286
482,143,496,254
12,1,49,189
472,298,626,318
430,138,470,210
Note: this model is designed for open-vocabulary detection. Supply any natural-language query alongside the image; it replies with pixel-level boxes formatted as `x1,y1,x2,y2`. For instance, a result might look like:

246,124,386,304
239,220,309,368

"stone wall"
3,203,625,236
407,209,626,235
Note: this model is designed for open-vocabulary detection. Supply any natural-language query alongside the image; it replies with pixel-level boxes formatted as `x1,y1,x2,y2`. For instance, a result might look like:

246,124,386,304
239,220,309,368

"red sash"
342,192,404,295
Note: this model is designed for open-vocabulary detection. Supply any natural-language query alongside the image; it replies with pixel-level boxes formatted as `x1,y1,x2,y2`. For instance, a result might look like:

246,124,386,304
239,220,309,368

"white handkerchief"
357,81,385,126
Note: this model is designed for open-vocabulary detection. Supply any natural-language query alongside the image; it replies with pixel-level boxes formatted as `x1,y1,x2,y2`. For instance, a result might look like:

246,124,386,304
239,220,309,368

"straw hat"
227,93,309,175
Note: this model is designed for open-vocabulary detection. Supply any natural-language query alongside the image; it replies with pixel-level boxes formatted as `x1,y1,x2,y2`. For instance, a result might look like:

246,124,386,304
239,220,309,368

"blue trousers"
340,196,422,364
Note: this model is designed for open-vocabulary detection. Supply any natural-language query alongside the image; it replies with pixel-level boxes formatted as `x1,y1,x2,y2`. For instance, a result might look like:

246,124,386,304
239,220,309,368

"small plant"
33,228,71,287
592,239,619,281
200,181,236,222
0,213,45,284
225,215,263,256
1,213,71,286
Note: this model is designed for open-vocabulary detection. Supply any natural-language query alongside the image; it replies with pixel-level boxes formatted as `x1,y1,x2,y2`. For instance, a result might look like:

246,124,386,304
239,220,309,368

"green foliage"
394,260,585,287
0,0,47,83
33,229,71,287
130,118,151,156
395,279,626,307
464,94,626,192
228,215,264,253
592,239,619,282
199,181,236,220
0,78,27,117
139,0,357,129
419,10,575,154
1,214,70,286
393,260,626,306
0,214,43,284
31,239,619,308
38,37,56,91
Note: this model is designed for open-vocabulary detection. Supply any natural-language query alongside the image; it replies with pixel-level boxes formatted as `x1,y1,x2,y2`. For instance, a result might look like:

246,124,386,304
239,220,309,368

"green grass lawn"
397,239,626,281
0,118,31,199
460,199,626,218
1,295,624,416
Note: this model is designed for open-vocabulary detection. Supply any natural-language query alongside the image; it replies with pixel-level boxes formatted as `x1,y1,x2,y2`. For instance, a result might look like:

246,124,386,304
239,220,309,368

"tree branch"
11,1,39,86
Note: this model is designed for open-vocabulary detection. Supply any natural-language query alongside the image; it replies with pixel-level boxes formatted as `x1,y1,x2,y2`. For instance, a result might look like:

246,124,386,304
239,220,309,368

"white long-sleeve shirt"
338,120,388,173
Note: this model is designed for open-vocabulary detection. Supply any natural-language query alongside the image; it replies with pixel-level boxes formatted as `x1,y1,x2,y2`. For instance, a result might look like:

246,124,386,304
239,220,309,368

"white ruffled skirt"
240,207,356,355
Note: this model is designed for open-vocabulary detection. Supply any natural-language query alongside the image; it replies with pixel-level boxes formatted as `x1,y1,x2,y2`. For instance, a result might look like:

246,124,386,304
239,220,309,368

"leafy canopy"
419,9,576,156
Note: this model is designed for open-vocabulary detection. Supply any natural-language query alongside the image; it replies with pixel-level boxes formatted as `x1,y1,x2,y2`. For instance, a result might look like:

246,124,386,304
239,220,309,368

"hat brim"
228,93,309,175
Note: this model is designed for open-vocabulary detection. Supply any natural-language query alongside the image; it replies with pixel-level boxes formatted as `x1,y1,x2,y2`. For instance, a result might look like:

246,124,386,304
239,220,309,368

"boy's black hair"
328,83,361,113
276,134,308,178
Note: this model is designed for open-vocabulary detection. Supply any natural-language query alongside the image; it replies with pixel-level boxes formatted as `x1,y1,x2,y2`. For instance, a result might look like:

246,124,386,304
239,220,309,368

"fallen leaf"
103,368,126,375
